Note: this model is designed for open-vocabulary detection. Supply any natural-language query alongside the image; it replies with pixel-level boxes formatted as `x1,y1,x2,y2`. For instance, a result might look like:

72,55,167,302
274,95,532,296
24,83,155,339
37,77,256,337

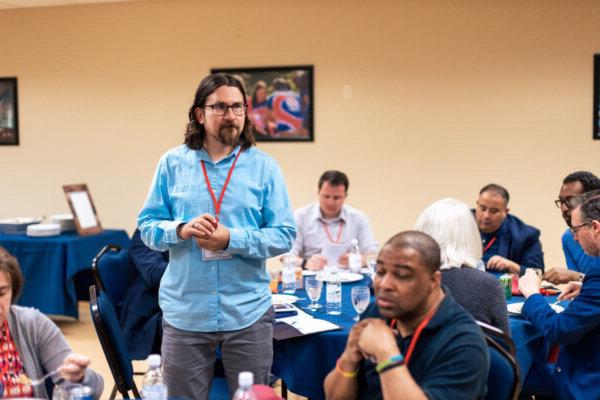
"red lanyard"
200,150,242,223
483,236,497,253
389,303,439,366
321,220,344,244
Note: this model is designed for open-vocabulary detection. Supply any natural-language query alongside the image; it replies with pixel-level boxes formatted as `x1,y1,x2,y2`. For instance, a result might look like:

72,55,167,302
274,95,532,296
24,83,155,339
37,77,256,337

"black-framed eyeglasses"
554,198,573,209
570,221,591,236
203,103,247,116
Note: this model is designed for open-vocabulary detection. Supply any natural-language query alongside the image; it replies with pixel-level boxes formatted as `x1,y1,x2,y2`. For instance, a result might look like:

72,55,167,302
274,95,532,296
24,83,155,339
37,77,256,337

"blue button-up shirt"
138,145,296,332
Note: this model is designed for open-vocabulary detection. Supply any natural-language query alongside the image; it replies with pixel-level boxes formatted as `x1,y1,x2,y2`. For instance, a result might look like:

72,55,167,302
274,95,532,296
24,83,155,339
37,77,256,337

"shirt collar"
312,204,347,223
423,286,458,331
197,145,242,164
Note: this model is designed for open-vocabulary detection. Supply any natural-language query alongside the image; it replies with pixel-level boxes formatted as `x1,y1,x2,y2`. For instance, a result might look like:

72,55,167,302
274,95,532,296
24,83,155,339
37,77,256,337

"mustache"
220,122,239,130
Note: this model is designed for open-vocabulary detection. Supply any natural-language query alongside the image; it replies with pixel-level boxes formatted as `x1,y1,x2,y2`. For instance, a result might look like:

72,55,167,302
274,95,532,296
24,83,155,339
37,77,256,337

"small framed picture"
62,184,103,236
0,77,19,146
210,65,314,142
594,55,600,140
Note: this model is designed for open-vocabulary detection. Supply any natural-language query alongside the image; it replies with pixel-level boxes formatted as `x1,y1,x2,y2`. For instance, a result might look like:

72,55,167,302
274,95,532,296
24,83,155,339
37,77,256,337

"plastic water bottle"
326,266,342,315
142,354,168,400
348,238,362,274
233,371,257,400
282,255,296,293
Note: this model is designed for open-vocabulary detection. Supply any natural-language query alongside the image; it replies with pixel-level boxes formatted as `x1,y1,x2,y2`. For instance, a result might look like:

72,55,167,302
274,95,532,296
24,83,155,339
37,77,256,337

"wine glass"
305,277,323,311
351,285,370,321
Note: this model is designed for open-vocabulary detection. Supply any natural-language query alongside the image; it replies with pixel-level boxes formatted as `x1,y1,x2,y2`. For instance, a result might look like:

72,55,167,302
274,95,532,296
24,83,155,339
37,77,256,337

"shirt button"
212,291,216,295
556,367,562,373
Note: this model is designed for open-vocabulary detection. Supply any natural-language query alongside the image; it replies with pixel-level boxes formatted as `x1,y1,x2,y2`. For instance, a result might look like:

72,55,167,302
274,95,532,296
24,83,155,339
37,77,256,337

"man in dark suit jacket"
475,184,544,275
119,229,168,359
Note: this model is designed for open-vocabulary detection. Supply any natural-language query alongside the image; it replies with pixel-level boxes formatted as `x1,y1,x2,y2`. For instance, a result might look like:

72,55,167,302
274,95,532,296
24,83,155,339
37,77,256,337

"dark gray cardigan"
441,266,510,335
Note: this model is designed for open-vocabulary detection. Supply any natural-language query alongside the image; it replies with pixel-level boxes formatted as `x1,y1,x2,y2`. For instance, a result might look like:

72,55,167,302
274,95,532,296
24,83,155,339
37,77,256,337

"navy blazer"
119,229,168,359
485,213,544,275
522,268,600,399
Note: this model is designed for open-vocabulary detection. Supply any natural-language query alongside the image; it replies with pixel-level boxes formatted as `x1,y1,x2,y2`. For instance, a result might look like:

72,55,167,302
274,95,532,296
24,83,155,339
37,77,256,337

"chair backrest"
484,336,521,400
92,244,130,311
476,320,516,357
89,285,141,399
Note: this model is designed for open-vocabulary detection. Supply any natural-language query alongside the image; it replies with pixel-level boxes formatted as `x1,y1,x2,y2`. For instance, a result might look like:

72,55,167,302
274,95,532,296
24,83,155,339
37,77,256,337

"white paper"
69,191,97,229
322,243,346,266
276,306,340,335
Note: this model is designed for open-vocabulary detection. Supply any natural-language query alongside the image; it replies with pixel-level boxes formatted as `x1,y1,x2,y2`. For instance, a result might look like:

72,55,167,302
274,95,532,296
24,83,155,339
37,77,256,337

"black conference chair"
483,335,521,400
89,285,141,399
477,320,516,357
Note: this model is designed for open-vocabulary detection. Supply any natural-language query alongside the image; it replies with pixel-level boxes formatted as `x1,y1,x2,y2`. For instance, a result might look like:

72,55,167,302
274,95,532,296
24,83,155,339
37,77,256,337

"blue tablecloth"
0,229,130,318
272,276,373,400
272,278,556,399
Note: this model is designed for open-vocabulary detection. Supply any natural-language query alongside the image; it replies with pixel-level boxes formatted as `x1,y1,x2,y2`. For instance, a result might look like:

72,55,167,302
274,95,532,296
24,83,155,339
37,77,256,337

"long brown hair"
184,73,256,150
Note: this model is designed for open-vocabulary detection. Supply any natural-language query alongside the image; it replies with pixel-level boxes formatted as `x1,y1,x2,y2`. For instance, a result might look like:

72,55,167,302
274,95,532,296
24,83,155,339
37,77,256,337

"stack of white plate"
26,223,61,237
0,217,43,234
50,214,76,232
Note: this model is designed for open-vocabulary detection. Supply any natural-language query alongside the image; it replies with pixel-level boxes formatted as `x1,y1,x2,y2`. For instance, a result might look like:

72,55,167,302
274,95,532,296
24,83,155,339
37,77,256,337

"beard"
218,122,242,146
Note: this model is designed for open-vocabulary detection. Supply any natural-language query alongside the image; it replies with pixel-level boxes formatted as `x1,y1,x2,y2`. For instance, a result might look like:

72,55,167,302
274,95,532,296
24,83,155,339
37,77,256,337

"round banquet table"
272,274,558,399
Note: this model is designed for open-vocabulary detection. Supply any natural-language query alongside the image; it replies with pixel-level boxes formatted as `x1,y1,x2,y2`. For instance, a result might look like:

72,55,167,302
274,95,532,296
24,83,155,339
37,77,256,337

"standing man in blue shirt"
138,74,296,399
544,171,600,284
475,183,544,275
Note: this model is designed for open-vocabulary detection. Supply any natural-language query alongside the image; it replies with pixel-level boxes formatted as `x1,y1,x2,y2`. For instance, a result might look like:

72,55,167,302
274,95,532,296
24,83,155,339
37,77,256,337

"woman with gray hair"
416,197,510,334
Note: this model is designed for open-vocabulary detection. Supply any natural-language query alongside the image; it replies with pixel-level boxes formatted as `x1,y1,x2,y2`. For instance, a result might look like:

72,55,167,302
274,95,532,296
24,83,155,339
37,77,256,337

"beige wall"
1,0,600,268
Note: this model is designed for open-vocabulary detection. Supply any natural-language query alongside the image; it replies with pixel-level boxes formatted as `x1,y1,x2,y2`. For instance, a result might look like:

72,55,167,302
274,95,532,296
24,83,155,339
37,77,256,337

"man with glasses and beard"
138,74,296,399
519,192,600,399
544,171,600,284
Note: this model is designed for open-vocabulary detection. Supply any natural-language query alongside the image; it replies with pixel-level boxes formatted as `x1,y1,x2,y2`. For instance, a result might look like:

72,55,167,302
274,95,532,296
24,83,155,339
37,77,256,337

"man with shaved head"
324,231,489,400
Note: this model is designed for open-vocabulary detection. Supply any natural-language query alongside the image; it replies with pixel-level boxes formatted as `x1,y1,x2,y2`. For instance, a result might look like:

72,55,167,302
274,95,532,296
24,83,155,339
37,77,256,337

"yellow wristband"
336,358,358,378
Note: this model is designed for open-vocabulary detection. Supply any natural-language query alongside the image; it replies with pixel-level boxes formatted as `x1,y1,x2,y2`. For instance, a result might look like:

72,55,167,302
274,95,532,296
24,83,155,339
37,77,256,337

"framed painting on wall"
210,65,314,142
594,55,600,140
0,77,19,146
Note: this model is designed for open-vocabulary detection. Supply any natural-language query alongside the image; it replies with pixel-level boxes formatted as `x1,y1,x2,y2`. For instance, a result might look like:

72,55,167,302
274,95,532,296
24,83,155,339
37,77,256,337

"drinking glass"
305,277,323,311
366,254,377,280
351,285,371,321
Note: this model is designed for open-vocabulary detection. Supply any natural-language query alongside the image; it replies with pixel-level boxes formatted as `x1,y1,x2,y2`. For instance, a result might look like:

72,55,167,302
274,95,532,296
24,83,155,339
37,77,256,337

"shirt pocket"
170,184,211,220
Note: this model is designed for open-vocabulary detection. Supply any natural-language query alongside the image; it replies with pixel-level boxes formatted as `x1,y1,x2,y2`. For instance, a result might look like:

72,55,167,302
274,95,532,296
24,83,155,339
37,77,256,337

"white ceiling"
0,0,144,9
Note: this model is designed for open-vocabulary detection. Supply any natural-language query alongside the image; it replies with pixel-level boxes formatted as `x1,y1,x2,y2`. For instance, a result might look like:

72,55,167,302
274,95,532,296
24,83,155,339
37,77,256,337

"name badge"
202,249,232,260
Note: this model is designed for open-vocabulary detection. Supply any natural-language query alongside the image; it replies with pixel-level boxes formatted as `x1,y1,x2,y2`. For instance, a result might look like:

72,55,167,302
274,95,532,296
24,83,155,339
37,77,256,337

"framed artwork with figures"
210,65,314,142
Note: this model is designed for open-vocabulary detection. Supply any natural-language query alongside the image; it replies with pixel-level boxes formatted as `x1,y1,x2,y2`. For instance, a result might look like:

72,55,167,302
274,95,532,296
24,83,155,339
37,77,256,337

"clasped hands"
178,214,230,251
339,319,399,371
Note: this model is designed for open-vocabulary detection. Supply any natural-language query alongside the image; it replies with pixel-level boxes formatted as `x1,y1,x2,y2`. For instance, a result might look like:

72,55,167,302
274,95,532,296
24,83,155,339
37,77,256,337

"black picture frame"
210,65,314,142
594,55,600,140
0,77,19,146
